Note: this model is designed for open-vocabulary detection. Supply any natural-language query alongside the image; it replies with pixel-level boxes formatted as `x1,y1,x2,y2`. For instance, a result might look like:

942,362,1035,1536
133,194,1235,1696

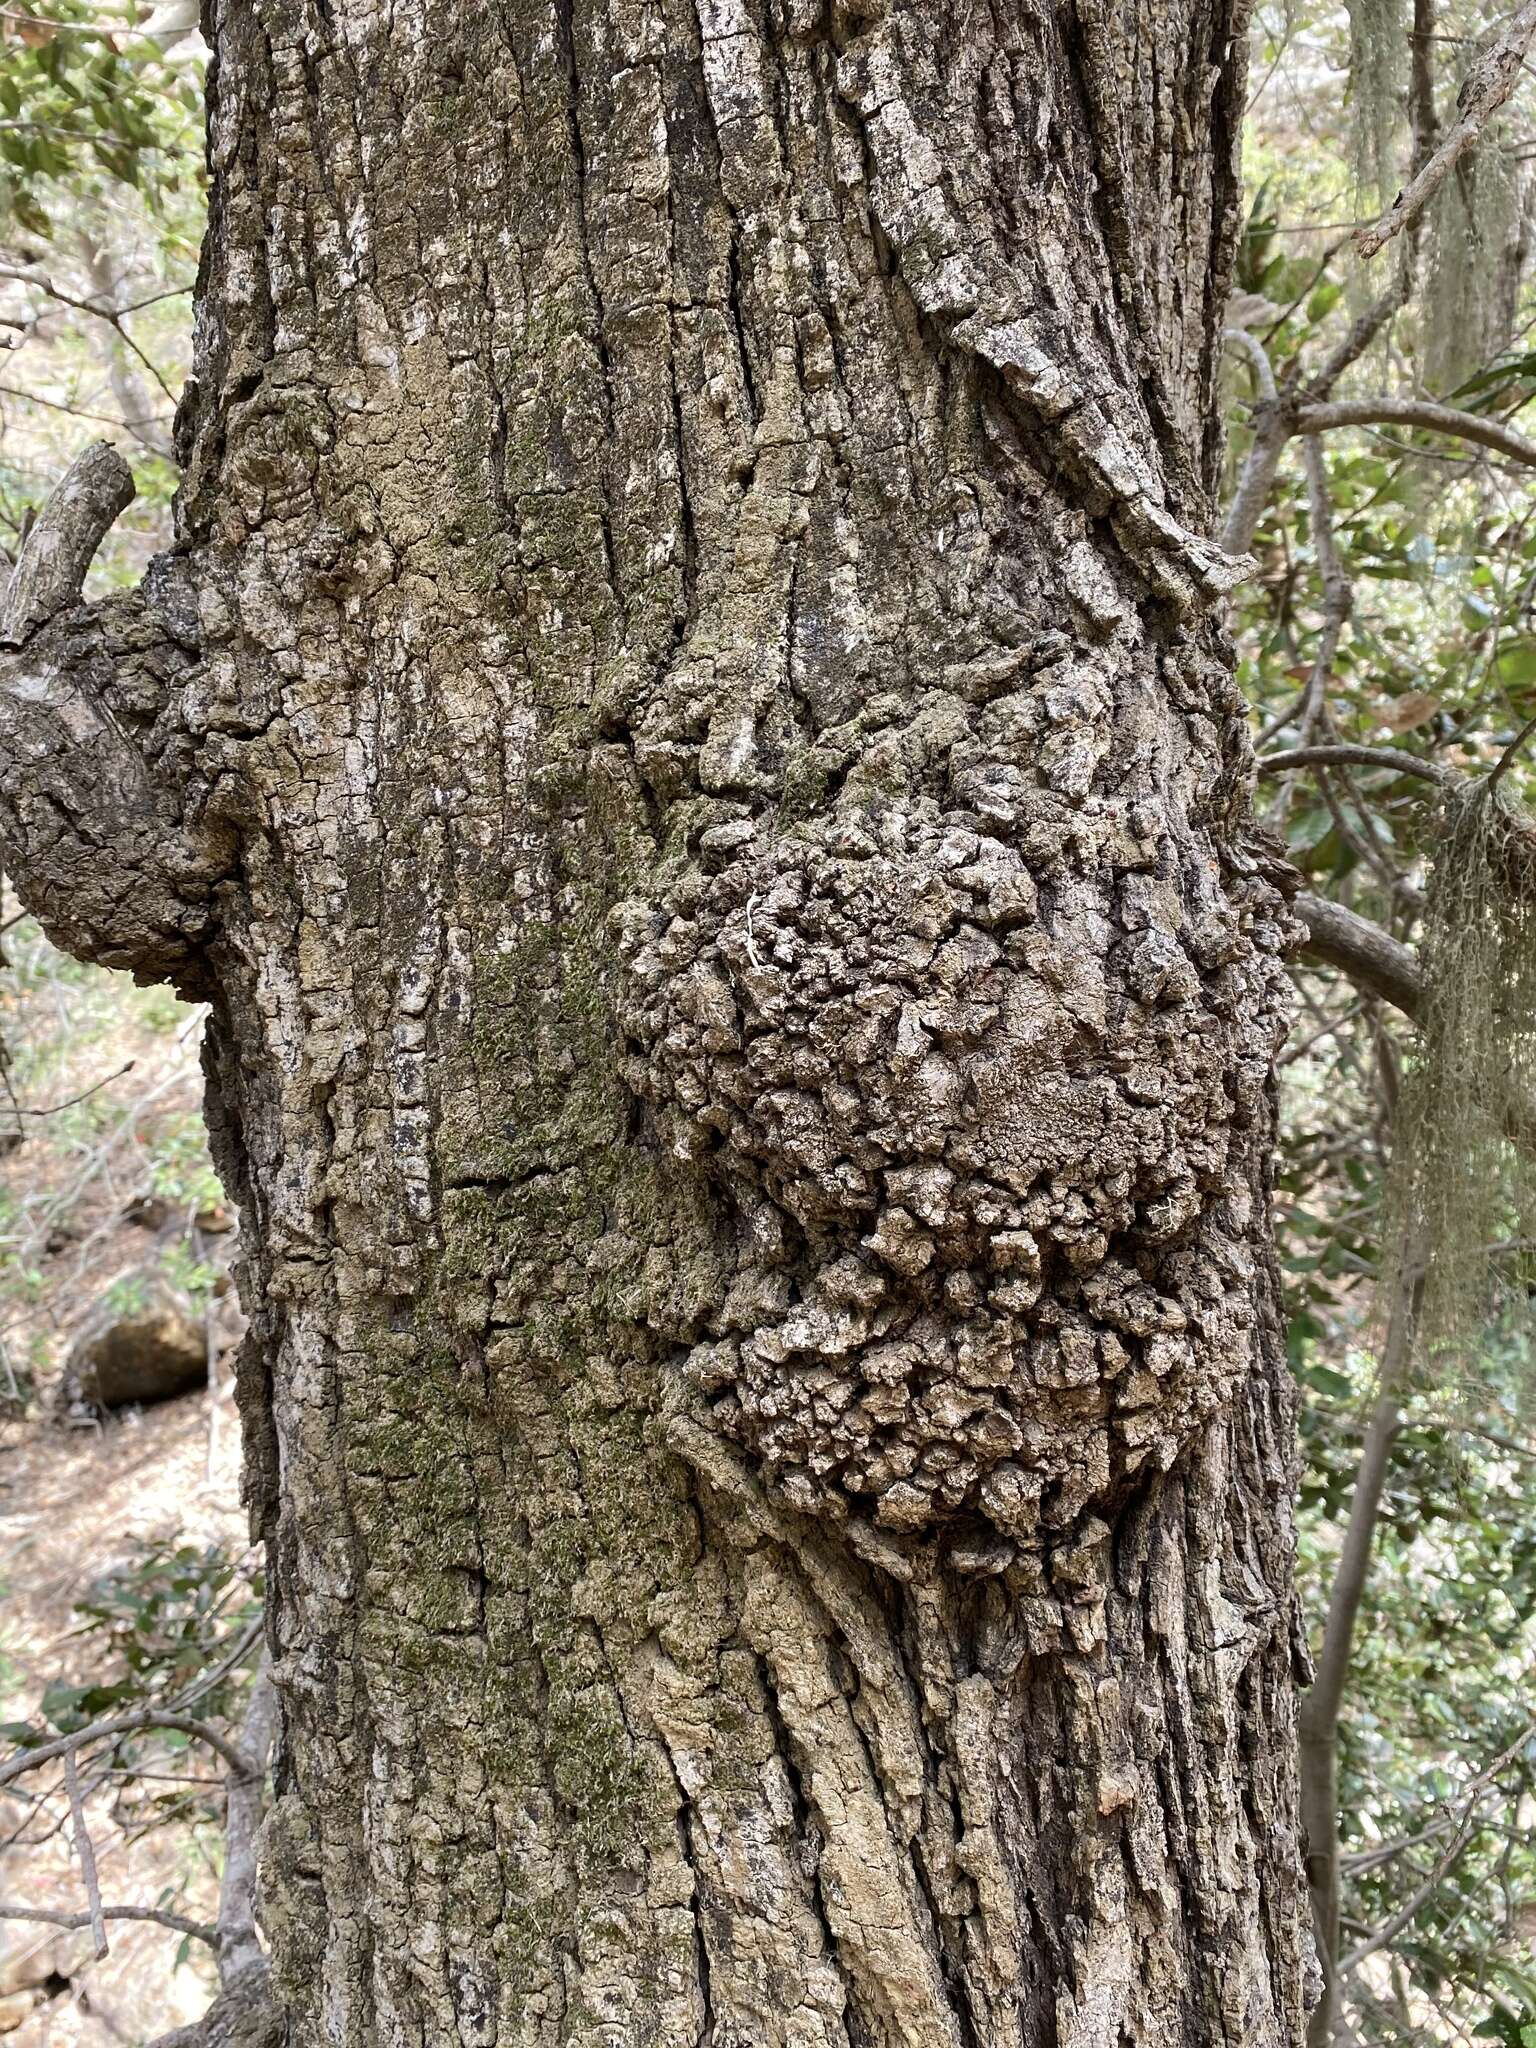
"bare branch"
0,1710,253,1794
1299,1234,1421,2047
1224,325,1279,404
141,1652,281,2048
1218,401,1292,557
1293,892,1425,1020
1257,745,1451,787
1292,397,1536,471
178,1615,266,1714
0,1902,217,1947
1305,247,1417,399
64,1745,108,1961
1,1639,274,2043
0,381,172,434
9,1058,134,1117
1220,17,1438,567
0,263,179,407
1488,705,1536,787
80,233,178,462
1339,1716,1536,1974
214,1658,277,1984
1355,0,1536,260
1293,437,1352,747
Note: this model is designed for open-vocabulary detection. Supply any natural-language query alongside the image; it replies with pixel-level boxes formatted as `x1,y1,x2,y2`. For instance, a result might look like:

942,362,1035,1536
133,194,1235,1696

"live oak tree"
0,0,1320,2041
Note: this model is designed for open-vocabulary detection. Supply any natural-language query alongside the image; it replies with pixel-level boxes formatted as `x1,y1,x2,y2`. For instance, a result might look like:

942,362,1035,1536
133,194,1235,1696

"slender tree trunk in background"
0,0,1317,2039
1296,1383,1401,2048
1297,1199,1419,2048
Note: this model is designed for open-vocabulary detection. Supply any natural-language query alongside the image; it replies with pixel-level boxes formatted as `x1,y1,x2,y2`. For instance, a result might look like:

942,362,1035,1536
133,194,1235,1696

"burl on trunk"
0,0,1316,2041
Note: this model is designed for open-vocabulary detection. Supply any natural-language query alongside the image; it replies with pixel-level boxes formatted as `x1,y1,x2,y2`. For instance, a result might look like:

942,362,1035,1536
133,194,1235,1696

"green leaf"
1302,1363,1355,1400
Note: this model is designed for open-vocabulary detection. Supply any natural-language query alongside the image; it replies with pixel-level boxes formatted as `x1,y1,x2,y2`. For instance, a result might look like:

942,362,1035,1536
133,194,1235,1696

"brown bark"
0,1,1315,2040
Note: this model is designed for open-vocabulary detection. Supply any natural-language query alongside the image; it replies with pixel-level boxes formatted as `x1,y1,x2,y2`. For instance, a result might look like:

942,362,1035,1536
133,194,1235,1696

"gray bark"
0,0,1316,2041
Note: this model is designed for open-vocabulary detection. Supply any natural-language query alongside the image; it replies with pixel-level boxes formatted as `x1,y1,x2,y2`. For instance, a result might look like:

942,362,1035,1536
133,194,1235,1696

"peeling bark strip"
0,0,1315,2042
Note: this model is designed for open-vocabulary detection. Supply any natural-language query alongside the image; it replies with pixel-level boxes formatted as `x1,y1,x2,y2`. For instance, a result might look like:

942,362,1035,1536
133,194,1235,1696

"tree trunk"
0,0,1318,2039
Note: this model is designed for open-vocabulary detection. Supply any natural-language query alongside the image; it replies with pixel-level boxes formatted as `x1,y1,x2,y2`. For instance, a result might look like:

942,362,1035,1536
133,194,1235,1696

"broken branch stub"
0,442,135,646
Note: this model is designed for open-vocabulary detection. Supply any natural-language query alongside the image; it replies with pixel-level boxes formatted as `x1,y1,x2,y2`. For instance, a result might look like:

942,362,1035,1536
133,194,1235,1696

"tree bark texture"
0,0,1317,2040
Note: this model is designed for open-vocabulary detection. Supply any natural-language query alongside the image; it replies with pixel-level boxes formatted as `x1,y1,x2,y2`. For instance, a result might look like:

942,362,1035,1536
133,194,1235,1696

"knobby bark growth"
0,0,1316,2040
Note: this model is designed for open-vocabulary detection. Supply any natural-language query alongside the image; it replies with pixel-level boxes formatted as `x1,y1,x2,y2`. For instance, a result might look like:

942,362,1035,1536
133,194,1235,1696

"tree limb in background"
0,1651,278,2048
1295,438,1352,746
0,263,180,409
1258,745,1451,787
211,1658,276,1982
1293,893,1424,1020
1220,0,1438,561
1355,0,1536,261
1297,1288,1414,2048
63,1746,107,1961
1293,397,1536,471
1220,391,1536,559
0,1707,250,1794
1339,1714,1536,1975
80,230,177,462
1305,242,1419,401
0,1901,217,1947
1219,393,1292,557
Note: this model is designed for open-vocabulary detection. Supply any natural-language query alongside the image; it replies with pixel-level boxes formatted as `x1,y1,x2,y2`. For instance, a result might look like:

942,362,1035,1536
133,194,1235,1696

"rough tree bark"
0,0,1317,2040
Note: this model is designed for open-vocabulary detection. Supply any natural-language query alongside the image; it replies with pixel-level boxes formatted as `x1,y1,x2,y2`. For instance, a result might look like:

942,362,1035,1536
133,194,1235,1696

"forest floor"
1,900,251,2044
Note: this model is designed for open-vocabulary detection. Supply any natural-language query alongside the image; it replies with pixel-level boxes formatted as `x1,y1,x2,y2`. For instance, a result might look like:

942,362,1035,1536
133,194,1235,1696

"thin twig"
23,1062,196,1258
0,266,178,406
10,1059,134,1117
0,381,172,434
0,1710,252,1794
176,1613,265,1714
0,1902,217,1947
1339,1716,1536,1973
1279,999,1367,1069
115,284,194,316
1486,706,1536,788
1355,0,1536,260
1256,744,1450,785
1304,245,1418,398
64,1746,108,1961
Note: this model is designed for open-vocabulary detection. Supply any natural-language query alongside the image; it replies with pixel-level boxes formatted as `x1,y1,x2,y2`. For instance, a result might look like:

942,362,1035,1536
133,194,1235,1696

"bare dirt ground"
2,905,252,2044
0,1389,247,2045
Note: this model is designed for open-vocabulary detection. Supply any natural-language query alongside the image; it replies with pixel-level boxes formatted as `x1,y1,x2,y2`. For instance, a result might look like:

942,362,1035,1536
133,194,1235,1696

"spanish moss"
1347,0,1408,203
1424,126,1526,393
1384,776,1536,1381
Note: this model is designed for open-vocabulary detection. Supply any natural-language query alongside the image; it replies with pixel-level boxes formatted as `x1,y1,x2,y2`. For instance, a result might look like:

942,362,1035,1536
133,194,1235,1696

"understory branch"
1292,399,1536,471
0,1902,218,1947
1293,894,1424,1021
1354,0,1536,260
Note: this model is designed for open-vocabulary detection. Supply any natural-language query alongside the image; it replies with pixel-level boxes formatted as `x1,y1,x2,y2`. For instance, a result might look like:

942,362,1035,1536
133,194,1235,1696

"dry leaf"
1383,690,1439,733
